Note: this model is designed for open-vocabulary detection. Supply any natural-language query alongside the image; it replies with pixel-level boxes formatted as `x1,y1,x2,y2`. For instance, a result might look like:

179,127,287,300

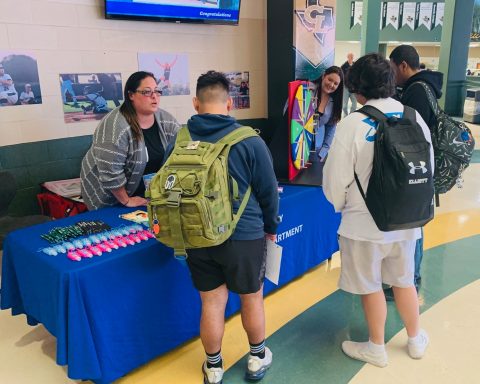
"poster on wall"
401,2,417,30
293,0,336,80
137,53,190,96
350,1,363,28
419,3,434,30
472,0,480,41
59,73,123,123
0,51,42,107
434,3,445,28
386,2,400,30
225,71,250,110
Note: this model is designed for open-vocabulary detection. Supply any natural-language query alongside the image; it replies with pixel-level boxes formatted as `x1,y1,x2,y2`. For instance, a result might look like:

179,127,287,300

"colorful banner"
435,3,444,28
401,2,417,30
294,0,336,80
350,1,363,28
0,51,42,107
386,2,400,30
419,3,433,30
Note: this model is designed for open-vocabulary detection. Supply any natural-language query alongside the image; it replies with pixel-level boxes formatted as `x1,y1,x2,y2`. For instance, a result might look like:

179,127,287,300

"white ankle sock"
368,340,386,354
408,332,423,344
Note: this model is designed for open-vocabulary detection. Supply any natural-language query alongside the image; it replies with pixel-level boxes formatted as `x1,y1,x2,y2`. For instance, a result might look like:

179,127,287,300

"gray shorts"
338,236,416,295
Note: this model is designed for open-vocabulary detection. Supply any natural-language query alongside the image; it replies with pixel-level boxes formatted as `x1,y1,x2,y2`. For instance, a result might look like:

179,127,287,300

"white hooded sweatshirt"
323,97,434,244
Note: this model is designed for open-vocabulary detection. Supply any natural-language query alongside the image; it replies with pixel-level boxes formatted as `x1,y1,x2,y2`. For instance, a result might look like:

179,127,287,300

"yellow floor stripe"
424,208,480,249
118,208,480,384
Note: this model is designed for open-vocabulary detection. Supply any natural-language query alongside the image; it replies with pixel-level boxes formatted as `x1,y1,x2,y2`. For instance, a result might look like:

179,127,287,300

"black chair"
0,171,51,249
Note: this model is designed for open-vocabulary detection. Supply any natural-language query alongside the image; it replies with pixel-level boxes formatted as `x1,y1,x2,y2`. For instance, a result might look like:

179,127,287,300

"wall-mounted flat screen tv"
105,0,241,25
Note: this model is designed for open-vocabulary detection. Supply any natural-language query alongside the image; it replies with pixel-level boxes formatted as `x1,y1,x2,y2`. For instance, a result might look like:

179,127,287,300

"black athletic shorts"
186,238,266,294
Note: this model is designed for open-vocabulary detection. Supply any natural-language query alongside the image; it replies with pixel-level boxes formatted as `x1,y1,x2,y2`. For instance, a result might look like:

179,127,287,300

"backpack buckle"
166,191,181,207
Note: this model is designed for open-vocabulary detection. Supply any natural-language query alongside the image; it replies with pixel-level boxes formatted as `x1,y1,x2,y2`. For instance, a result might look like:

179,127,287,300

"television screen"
105,0,241,25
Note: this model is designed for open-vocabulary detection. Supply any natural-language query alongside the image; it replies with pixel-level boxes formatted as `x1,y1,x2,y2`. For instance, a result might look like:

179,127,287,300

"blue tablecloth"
1,185,340,383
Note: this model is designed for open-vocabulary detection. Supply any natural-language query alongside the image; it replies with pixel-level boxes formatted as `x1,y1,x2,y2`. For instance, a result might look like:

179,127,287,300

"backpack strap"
410,81,440,116
353,106,388,203
357,105,388,122
175,126,192,143
402,105,418,124
219,126,259,227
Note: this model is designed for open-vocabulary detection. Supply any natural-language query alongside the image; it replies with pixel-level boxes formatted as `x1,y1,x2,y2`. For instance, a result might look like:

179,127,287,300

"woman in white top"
323,53,432,368
311,66,343,162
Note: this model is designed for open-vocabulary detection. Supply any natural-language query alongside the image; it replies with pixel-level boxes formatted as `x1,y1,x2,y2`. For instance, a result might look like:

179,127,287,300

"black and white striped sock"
206,350,223,368
249,340,265,359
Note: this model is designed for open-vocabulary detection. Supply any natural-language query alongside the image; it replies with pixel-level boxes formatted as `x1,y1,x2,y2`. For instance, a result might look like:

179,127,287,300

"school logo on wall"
295,1,334,45
294,0,336,80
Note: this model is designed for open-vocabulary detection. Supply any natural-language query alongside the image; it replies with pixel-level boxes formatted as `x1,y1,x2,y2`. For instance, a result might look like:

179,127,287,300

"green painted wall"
0,136,92,216
336,0,444,42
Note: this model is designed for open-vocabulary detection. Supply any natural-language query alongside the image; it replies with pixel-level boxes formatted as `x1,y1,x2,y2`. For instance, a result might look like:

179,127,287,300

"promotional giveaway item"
41,223,154,261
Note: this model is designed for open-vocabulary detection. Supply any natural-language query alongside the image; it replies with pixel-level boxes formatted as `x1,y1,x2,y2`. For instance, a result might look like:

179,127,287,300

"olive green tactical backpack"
146,126,258,257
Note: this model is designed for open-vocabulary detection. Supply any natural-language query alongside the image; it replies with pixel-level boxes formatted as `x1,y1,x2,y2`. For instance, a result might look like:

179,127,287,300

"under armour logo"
164,174,176,190
408,161,428,175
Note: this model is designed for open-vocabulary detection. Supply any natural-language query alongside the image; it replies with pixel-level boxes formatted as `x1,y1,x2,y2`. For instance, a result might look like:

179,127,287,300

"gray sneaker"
408,329,429,359
245,347,272,381
202,361,223,384
341,341,388,368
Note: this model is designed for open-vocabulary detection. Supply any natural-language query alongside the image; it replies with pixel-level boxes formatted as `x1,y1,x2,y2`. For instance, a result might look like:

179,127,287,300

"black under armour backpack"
354,105,434,232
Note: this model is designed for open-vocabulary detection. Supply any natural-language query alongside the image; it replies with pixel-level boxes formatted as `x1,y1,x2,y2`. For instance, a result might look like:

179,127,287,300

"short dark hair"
196,70,230,103
346,53,396,99
389,45,420,70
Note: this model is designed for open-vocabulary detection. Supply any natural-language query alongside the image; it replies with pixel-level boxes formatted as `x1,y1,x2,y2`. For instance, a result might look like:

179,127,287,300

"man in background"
389,44,444,299
341,52,357,116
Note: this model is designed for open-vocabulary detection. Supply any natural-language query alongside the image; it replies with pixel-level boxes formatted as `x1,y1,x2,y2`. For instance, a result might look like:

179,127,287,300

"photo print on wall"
137,52,190,96
0,51,42,107
60,73,123,123
225,71,250,110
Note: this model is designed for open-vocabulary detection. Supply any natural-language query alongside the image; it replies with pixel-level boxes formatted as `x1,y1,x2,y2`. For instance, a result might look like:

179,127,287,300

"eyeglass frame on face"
132,88,162,97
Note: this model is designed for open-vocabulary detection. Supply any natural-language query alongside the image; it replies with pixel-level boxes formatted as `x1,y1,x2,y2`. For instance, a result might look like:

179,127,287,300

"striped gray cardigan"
80,107,180,210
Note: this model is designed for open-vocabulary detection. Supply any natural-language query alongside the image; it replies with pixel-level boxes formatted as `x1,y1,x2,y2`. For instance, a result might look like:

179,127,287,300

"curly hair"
346,53,396,100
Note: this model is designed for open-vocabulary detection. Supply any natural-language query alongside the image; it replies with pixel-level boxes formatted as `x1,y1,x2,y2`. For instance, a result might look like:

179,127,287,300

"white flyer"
265,239,283,285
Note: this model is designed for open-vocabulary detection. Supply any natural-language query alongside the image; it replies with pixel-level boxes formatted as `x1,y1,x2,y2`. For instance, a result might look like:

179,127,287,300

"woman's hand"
125,196,148,207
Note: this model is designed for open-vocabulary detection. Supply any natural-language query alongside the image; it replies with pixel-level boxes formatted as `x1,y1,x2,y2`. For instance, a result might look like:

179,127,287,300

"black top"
398,70,444,131
134,120,164,196
341,61,354,78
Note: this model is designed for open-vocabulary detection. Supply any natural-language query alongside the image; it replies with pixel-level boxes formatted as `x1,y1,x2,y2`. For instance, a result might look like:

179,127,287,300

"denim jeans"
414,229,424,288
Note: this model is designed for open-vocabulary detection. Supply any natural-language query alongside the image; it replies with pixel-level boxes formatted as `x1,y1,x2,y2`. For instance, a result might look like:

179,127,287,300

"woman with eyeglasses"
81,71,180,210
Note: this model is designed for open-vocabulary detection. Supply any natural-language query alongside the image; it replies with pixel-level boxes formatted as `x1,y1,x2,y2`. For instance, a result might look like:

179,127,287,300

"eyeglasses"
134,88,162,97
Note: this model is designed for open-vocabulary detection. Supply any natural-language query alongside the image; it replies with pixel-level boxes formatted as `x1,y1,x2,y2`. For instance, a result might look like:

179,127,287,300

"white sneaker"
202,361,223,384
341,341,388,368
408,329,429,359
245,346,273,381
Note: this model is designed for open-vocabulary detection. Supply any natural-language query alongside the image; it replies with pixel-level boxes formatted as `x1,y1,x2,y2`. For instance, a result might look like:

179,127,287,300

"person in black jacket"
388,45,444,298
341,53,357,116
390,45,443,131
